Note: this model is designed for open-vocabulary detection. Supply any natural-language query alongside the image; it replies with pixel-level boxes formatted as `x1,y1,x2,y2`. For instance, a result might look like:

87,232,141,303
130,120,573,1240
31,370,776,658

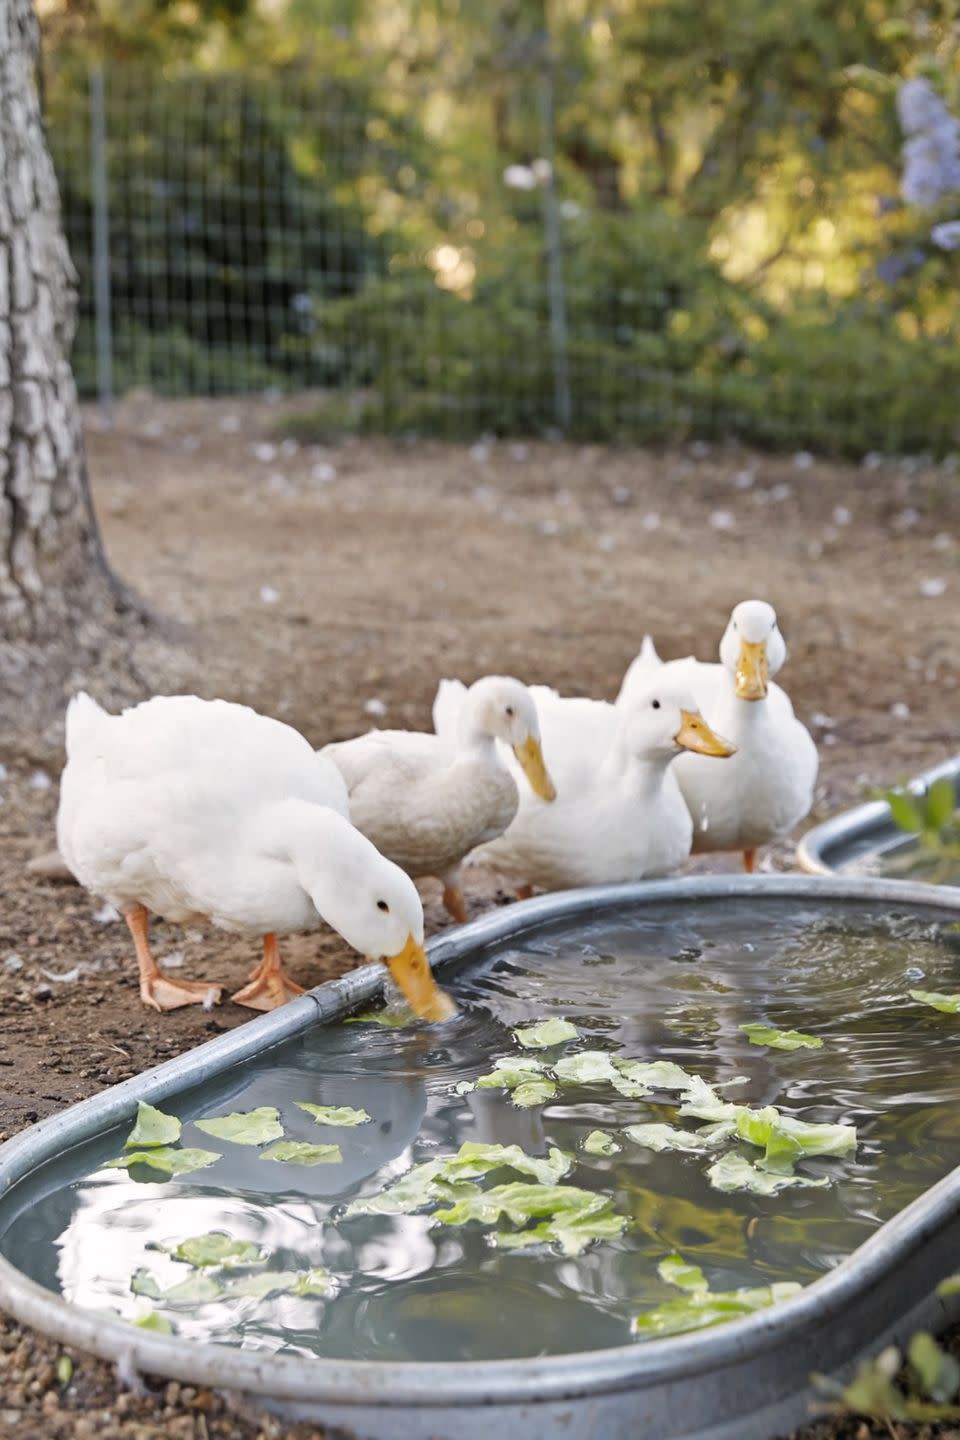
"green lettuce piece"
492,1206,626,1257
635,1281,802,1338
613,1059,698,1092
165,1233,266,1269
706,1153,829,1195
739,1023,823,1051
134,1311,174,1334
476,1057,547,1088
552,1049,649,1096
911,990,960,1014
344,1161,455,1217
513,1018,579,1049
105,1146,220,1178
226,1269,332,1300
260,1140,342,1166
344,1006,416,1027
124,1101,181,1150
131,1268,162,1300
463,1057,557,1106
195,1107,284,1146
441,1141,571,1186
735,1107,857,1162
677,1076,740,1122
658,1254,709,1294
583,1130,621,1156
512,1078,558,1107
625,1122,731,1154
290,1267,335,1297
295,1102,371,1127
435,1181,607,1227
132,1269,222,1305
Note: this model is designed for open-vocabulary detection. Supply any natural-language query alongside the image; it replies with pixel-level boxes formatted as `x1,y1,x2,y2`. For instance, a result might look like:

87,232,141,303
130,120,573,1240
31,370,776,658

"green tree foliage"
36,0,960,452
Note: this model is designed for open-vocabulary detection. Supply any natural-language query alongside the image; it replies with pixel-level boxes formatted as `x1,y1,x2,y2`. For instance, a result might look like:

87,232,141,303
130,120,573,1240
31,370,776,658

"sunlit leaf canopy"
36,0,960,451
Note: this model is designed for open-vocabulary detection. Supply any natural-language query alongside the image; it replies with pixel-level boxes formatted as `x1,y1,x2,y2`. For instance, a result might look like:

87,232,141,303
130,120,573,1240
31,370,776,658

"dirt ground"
0,392,957,1439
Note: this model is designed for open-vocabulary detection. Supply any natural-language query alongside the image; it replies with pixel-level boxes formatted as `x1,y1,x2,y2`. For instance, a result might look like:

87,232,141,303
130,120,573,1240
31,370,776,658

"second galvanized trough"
2,875,960,1440
797,755,960,882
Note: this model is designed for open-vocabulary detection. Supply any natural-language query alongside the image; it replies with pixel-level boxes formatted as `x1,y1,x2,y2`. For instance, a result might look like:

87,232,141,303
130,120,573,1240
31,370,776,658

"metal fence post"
89,66,113,422
537,64,571,434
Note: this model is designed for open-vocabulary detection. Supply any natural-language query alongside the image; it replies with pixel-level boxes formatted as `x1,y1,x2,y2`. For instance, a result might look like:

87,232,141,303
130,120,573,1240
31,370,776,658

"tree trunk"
0,0,116,644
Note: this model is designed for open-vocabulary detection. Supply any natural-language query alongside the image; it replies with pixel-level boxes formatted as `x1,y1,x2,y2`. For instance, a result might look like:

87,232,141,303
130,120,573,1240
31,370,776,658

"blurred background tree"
29,0,960,454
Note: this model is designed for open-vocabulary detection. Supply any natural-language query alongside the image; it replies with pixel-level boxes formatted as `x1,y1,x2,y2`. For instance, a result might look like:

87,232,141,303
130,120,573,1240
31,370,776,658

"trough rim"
1,873,959,1409
796,754,960,878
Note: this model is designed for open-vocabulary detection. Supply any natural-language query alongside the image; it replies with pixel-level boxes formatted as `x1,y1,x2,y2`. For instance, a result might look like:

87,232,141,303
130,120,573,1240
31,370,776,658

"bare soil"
0,392,957,1439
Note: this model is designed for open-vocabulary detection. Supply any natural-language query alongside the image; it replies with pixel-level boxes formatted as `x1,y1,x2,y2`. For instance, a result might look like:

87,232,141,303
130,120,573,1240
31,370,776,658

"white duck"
321,677,556,923
617,599,818,870
57,693,453,1020
436,678,734,893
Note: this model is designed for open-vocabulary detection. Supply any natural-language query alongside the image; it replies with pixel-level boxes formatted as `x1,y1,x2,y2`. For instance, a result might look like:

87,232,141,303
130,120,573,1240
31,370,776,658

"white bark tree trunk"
0,0,113,642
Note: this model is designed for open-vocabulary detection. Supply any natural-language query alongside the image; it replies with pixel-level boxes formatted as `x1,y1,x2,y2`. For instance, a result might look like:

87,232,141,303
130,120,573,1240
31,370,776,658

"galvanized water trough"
797,756,960,880
2,875,960,1440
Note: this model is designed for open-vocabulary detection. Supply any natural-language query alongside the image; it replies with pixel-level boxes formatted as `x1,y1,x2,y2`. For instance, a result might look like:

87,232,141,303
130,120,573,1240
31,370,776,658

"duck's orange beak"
385,934,456,1022
513,735,557,802
675,709,737,758
735,639,768,701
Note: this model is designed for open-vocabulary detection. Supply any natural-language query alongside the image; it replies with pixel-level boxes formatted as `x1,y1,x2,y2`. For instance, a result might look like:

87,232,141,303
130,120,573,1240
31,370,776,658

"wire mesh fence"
43,58,960,458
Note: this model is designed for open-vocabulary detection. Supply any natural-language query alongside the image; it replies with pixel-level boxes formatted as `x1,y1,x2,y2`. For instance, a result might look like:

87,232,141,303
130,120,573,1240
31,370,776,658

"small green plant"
882,777,960,882
816,1330,960,1424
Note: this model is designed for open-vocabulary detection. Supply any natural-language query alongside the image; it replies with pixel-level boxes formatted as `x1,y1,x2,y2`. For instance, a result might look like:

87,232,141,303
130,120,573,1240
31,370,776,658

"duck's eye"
377,899,390,913
651,699,661,710
505,706,515,717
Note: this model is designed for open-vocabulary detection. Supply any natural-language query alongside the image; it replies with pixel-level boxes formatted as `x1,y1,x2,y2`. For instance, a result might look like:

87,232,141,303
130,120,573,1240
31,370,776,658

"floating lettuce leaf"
105,1146,220,1178
735,1107,857,1163
553,1050,620,1085
131,1268,162,1300
613,1059,698,1092
195,1107,284,1146
706,1153,830,1195
583,1130,621,1156
739,1023,823,1051
134,1311,174,1334
512,1078,558,1107
493,1206,626,1257
464,1057,557,1107
295,1102,371,1127
676,1076,740,1122
513,1018,579,1049
476,1057,547,1088
625,1122,732,1154
289,1267,335,1297
635,1277,802,1338
438,1182,625,1255
552,1049,649,1096
658,1255,709,1294
345,1161,454,1217
441,1141,571,1186
344,1006,416,1027
260,1140,342,1166
165,1233,266,1269
124,1102,181,1150
132,1269,222,1305
227,1268,333,1300
911,990,960,1014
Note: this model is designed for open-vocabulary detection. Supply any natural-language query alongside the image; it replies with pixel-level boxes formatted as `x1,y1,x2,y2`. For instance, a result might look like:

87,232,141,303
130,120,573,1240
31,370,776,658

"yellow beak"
675,708,737,759
513,735,557,802
735,638,768,701
384,933,456,1023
